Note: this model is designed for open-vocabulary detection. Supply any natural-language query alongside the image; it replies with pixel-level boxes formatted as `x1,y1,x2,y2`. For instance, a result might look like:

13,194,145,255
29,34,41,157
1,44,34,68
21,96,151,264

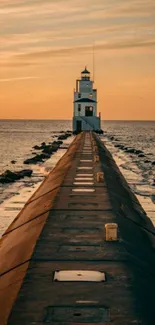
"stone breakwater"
105,133,155,166
0,131,72,184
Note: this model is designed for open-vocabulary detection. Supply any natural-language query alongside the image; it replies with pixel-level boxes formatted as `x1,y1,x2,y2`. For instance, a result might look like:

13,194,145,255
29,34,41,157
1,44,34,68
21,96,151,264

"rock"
115,144,125,150
94,129,104,134
33,145,42,150
24,152,51,164
135,150,143,155
53,140,63,145
25,141,62,165
0,170,19,183
42,145,57,155
144,160,151,163
24,158,36,164
24,155,41,164
152,161,155,166
138,154,145,158
11,160,16,164
17,169,33,178
58,133,71,140
115,144,122,148
40,153,51,159
58,135,66,140
126,148,135,154
0,169,33,183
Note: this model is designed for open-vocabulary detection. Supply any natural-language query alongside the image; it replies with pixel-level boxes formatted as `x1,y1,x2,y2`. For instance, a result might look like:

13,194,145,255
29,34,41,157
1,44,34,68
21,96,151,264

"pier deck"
0,132,155,324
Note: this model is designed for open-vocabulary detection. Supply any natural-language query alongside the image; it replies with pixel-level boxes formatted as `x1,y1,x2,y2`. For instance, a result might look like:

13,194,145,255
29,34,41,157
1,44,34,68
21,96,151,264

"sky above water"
0,0,155,120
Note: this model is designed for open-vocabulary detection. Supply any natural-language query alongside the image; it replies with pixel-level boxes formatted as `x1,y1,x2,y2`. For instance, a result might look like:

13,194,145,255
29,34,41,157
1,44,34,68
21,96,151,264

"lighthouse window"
85,106,93,117
78,104,81,112
78,93,81,98
89,93,93,99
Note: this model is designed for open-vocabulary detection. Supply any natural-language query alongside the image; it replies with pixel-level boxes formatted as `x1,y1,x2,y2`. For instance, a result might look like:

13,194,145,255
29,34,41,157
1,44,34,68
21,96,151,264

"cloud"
1,0,155,65
0,76,41,82
12,38,155,61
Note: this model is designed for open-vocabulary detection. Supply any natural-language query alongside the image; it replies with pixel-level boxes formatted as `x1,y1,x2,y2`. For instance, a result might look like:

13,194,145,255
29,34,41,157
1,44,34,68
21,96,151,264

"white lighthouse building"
73,67,101,132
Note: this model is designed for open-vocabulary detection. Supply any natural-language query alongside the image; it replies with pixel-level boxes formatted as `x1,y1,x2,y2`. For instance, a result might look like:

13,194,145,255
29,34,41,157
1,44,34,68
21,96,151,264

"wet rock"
126,148,135,154
0,170,19,182
40,153,51,159
115,145,124,150
138,154,145,158
53,140,63,145
24,155,42,164
58,134,69,140
94,129,104,134
24,153,50,164
25,140,63,165
33,145,42,150
135,150,143,155
11,160,16,164
115,144,124,149
42,143,59,154
24,158,37,164
40,141,62,152
0,169,32,183
17,169,33,178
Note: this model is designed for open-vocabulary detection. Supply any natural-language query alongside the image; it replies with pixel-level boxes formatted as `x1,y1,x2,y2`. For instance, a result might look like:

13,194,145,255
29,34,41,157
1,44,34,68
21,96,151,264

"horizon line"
0,119,155,122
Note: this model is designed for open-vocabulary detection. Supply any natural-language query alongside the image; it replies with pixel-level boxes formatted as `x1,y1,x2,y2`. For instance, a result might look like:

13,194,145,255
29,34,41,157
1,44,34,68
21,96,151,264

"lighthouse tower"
73,67,101,132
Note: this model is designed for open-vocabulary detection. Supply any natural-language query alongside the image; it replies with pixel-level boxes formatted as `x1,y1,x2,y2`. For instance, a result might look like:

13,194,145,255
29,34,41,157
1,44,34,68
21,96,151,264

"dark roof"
74,98,96,103
81,67,90,74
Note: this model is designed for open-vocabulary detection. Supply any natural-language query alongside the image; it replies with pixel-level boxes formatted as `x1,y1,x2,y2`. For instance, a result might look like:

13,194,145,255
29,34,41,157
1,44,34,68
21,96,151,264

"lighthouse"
73,67,101,132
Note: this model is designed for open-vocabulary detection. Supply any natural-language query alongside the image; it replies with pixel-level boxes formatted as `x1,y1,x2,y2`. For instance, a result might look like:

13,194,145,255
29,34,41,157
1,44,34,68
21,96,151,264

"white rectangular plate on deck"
54,270,105,282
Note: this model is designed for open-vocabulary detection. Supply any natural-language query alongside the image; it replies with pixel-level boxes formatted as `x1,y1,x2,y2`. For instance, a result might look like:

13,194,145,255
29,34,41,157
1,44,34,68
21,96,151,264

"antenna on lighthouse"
92,42,95,83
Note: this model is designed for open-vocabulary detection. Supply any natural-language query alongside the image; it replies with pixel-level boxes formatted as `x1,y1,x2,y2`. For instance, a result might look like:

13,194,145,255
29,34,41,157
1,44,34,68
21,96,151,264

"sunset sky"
0,0,155,120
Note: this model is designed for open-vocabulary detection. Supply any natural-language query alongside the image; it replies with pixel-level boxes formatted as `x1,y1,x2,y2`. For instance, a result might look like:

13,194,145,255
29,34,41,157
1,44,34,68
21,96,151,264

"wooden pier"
0,132,155,324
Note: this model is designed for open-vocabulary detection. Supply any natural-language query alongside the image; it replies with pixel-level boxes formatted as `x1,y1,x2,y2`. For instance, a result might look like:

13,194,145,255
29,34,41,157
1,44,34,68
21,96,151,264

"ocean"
0,120,154,236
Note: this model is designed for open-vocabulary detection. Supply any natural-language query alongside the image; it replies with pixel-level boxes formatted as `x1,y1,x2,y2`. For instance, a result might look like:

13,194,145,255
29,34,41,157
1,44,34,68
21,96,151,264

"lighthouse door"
76,120,82,132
